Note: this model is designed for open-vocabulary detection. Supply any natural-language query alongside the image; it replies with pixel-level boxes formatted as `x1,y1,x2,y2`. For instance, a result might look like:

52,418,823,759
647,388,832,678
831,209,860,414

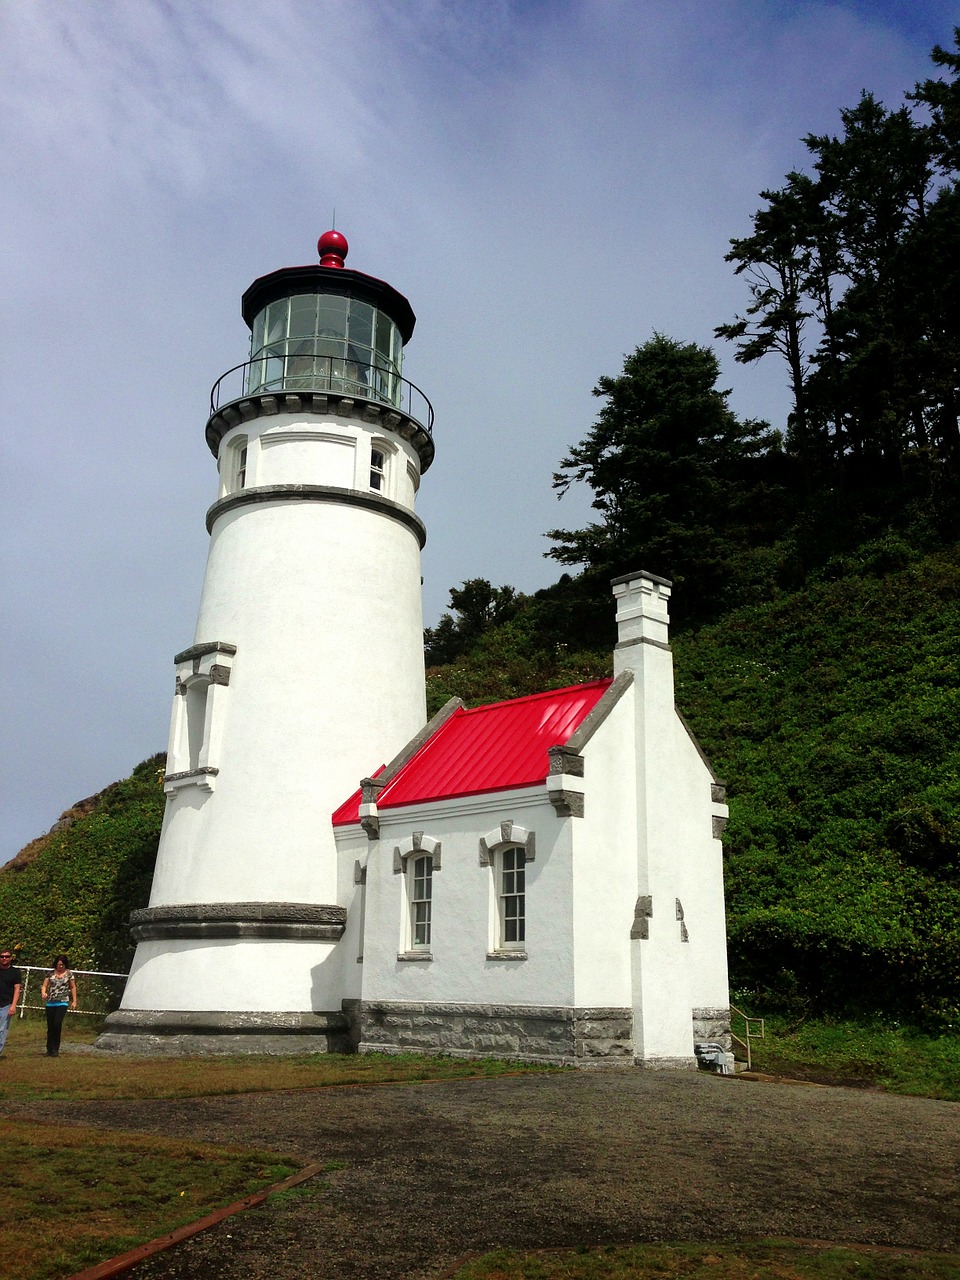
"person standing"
41,956,76,1058
0,950,22,1057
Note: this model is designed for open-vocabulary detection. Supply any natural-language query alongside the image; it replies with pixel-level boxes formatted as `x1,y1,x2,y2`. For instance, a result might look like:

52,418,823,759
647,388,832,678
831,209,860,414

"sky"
1,0,956,862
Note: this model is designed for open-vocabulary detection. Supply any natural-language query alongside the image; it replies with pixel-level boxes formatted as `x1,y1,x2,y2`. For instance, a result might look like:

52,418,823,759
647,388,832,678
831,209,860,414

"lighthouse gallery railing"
209,351,434,435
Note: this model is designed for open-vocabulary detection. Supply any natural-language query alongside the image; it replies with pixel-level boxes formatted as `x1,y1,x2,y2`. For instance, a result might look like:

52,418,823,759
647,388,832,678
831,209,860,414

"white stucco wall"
122,937,345,1011
610,573,730,1064
148,413,427,911
353,790,577,1009
335,825,369,1002
669,721,730,1015
569,691,636,1009
125,406,429,1020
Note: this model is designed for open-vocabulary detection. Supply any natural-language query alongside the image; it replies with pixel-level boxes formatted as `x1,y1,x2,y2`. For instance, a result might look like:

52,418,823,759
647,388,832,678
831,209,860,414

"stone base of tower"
96,1008,354,1057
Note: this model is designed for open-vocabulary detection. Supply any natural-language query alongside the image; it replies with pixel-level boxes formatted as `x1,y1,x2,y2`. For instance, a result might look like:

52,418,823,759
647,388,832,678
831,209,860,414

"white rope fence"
14,964,128,1018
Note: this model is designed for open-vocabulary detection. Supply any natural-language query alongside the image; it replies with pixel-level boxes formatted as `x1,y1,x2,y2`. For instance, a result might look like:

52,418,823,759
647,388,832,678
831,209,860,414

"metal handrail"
209,354,434,436
730,1002,765,1070
15,964,128,1019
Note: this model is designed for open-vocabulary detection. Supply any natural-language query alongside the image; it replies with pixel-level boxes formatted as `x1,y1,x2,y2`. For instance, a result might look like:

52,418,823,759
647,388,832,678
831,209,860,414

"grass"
0,1118,299,1280
0,1014,555,1100
734,1010,960,1101
452,1242,960,1279
2,1016,957,1279
0,1018,556,1279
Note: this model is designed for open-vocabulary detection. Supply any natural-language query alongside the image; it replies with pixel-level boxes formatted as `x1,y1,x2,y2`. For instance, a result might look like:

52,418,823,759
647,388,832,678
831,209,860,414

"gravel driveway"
17,1070,960,1278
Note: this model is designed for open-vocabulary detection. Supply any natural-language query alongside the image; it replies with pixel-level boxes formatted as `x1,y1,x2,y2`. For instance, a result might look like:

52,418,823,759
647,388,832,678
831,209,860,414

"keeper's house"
334,570,731,1067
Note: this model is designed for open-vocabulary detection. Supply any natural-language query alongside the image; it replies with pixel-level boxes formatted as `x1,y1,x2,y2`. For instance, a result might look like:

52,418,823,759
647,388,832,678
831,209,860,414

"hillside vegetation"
421,540,960,1033
674,539,960,1030
0,756,164,973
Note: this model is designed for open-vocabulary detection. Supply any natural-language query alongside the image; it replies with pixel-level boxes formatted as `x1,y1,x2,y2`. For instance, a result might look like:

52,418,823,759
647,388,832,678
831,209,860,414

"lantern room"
205,230,433,471
241,230,415,409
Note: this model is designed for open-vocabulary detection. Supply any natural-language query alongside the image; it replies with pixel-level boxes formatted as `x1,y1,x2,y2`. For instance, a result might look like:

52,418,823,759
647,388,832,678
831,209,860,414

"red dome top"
317,229,348,268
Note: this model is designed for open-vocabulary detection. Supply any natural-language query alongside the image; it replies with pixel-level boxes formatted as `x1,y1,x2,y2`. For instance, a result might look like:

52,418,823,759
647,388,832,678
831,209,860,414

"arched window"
497,846,525,948
410,854,433,948
479,823,535,958
393,834,441,959
369,448,386,492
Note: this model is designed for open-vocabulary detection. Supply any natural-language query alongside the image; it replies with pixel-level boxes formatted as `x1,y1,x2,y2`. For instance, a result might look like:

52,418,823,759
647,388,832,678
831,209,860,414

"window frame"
365,438,395,498
393,834,441,960
409,853,433,950
496,845,526,950
479,823,535,959
369,447,386,492
164,643,236,795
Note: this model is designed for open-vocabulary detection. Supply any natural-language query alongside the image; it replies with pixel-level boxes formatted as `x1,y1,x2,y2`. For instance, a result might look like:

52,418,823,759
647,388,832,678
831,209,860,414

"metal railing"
209,352,434,436
15,965,128,1018
729,1003,765,1070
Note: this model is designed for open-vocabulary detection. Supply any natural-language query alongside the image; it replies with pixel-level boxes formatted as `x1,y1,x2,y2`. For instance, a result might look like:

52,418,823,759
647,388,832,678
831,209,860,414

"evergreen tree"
715,178,815,455
547,334,779,624
424,579,523,666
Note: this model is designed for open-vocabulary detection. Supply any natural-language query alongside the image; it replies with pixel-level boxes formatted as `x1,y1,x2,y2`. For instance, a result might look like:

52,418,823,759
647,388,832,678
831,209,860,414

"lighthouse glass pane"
264,301,288,345
263,353,284,389
317,295,348,338
250,310,265,354
245,357,265,395
348,301,373,349
374,313,393,360
289,294,318,338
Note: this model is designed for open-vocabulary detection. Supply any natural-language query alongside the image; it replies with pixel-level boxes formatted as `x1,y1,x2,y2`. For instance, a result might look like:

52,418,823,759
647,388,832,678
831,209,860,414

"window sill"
397,951,432,962
163,767,219,795
486,950,527,962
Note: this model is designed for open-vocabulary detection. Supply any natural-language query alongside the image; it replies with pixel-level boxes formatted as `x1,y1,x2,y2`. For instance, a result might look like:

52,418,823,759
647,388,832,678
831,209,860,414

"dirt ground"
10,1070,960,1279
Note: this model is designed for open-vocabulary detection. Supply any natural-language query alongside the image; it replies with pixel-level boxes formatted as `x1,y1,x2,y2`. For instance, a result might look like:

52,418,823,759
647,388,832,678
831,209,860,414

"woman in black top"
41,955,77,1058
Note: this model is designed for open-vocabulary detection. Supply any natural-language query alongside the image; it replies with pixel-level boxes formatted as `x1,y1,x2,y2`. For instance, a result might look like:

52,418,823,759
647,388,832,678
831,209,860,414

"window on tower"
369,449,385,492
164,642,236,795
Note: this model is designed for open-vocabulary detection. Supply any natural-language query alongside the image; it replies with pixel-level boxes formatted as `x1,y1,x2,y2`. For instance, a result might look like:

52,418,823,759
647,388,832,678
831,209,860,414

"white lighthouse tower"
101,231,434,1052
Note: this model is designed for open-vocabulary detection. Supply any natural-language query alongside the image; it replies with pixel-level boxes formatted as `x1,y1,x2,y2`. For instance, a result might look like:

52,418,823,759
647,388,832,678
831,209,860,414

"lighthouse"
100,231,435,1053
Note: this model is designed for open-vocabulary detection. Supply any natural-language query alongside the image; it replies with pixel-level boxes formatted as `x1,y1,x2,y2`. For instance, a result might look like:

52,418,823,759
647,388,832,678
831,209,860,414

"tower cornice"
205,389,434,472
205,483,427,547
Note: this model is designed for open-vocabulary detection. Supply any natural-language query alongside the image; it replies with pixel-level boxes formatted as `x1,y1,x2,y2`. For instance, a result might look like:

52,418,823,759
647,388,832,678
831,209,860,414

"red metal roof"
332,679,612,826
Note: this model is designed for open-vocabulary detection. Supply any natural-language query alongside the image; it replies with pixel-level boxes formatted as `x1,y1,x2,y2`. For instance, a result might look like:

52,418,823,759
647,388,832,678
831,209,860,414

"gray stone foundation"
96,1008,351,1056
692,1006,732,1052
94,1003,732,1064
356,1001,634,1065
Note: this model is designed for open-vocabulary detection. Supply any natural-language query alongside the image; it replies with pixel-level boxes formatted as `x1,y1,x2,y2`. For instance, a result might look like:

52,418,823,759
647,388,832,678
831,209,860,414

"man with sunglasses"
0,950,22,1057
